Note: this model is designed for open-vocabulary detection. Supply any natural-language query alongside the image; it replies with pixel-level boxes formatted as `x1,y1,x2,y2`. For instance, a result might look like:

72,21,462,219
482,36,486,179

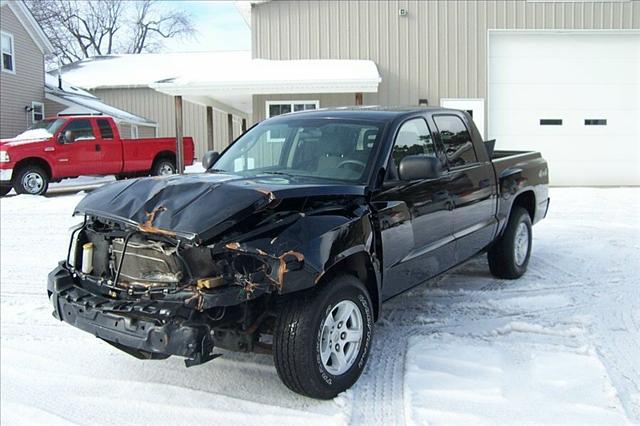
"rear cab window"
433,114,478,168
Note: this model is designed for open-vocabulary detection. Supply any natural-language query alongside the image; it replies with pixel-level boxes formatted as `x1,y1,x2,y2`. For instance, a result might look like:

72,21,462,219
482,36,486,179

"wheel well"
153,151,176,166
316,252,380,321
513,190,535,221
14,157,52,179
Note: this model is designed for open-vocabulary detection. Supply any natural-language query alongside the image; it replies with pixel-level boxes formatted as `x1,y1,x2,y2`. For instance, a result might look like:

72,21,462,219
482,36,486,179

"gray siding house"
0,0,53,139
0,0,157,140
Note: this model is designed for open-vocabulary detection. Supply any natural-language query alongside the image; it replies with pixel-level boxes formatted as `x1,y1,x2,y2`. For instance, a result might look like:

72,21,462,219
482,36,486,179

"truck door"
52,118,101,177
431,114,498,263
372,117,456,300
95,118,123,174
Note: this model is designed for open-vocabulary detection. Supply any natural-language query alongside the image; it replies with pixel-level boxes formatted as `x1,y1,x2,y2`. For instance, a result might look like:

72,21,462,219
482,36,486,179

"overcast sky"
163,1,250,52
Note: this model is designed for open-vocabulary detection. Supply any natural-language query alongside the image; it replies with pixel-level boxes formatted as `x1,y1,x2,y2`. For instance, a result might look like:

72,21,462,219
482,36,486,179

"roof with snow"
58,51,381,115
45,73,156,126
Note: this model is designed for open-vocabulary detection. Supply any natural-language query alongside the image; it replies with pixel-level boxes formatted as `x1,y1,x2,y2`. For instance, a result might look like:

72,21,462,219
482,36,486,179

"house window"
266,101,319,118
585,119,607,126
1,31,15,73
131,125,139,138
31,102,44,122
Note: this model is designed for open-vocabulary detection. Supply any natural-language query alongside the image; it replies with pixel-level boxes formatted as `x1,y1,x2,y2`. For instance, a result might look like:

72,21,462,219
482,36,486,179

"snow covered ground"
1,185,638,425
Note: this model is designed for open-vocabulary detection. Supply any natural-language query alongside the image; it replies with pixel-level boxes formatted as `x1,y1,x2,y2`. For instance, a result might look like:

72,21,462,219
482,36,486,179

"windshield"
28,118,66,134
214,118,385,183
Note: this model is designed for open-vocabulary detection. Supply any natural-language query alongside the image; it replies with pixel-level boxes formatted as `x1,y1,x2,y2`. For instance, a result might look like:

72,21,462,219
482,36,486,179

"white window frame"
31,101,44,122
265,100,320,118
1,31,16,74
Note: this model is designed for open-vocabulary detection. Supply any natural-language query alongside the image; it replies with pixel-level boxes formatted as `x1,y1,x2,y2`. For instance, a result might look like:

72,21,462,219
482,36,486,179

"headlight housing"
0,151,10,163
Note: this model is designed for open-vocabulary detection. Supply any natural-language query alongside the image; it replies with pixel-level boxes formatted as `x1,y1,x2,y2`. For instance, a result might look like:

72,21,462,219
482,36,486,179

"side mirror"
398,155,441,181
202,151,220,170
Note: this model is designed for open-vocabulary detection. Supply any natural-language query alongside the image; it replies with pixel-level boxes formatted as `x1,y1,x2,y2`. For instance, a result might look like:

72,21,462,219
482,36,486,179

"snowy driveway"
1,187,638,425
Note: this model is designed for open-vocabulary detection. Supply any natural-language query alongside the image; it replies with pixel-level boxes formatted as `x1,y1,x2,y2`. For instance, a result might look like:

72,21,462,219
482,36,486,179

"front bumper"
0,168,13,183
48,264,215,364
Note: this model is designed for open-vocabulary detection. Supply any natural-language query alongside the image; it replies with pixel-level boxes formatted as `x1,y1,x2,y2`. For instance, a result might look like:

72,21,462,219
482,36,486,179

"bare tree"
129,0,195,54
25,0,195,66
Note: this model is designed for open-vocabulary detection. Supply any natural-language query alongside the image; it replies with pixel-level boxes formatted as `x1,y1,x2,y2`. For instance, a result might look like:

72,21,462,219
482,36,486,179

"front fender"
281,213,378,293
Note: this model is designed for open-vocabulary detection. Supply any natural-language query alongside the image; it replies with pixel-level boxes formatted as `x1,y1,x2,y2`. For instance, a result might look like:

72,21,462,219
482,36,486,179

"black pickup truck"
48,107,549,399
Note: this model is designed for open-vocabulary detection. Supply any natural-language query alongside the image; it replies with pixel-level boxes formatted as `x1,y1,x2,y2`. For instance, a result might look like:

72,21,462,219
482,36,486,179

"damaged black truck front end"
48,172,377,368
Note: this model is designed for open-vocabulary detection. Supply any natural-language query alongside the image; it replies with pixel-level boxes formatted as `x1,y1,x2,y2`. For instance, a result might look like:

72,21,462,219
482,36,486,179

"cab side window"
63,119,95,141
97,119,114,139
387,118,436,180
433,115,477,168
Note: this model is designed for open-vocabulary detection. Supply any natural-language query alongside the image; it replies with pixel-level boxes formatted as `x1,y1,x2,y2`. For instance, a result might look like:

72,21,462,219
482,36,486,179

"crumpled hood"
74,172,366,242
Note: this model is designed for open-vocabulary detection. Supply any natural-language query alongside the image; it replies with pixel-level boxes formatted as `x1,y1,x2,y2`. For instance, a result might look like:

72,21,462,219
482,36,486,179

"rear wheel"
13,165,49,195
488,206,532,279
151,158,176,176
273,275,374,399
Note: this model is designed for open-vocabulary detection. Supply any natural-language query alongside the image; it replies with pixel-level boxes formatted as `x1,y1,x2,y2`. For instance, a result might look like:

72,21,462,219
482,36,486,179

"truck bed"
491,150,547,179
490,149,550,227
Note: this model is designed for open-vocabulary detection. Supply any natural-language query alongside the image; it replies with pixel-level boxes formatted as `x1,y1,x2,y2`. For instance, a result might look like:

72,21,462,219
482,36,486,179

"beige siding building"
0,0,52,138
54,1,639,184
246,0,639,185
94,87,243,159
250,0,639,120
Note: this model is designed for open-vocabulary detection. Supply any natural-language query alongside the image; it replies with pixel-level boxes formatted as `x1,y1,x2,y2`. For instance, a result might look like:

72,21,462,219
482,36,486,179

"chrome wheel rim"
514,222,529,266
158,163,175,176
22,172,44,194
319,300,363,376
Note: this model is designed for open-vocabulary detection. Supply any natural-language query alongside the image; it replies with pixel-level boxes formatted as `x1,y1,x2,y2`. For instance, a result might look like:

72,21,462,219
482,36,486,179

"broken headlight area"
65,216,304,310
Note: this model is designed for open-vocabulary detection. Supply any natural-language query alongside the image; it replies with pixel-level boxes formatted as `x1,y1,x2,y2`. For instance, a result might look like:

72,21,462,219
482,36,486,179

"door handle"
95,144,101,152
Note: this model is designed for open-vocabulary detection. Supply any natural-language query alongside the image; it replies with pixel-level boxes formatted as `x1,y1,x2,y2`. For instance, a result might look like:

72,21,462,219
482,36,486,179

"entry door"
94,118,123,174
53,119,101,176
373,117,455,300
441,98,485,139
431,114,497,263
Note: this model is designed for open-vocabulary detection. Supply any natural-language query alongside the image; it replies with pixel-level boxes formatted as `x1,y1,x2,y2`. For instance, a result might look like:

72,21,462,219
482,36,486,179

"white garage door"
489,32,640,186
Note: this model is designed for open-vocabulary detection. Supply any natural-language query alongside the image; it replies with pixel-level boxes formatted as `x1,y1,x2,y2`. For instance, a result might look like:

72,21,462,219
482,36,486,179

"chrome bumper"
0,168,13,183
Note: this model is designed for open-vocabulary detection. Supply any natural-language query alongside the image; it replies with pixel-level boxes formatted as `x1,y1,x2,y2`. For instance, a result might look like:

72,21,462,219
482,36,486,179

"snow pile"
1,187,639,424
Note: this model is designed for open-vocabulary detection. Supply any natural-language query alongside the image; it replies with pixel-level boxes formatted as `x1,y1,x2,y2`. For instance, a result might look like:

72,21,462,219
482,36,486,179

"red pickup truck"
0,115,194,196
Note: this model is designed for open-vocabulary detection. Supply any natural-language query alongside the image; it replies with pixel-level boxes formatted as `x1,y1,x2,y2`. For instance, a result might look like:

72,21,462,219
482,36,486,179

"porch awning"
149,58,381,115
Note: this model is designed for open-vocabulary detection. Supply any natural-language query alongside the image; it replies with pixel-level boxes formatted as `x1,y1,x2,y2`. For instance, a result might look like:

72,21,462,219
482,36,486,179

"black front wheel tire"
273,275,374,399
13,166,49,196
488,206,533,279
